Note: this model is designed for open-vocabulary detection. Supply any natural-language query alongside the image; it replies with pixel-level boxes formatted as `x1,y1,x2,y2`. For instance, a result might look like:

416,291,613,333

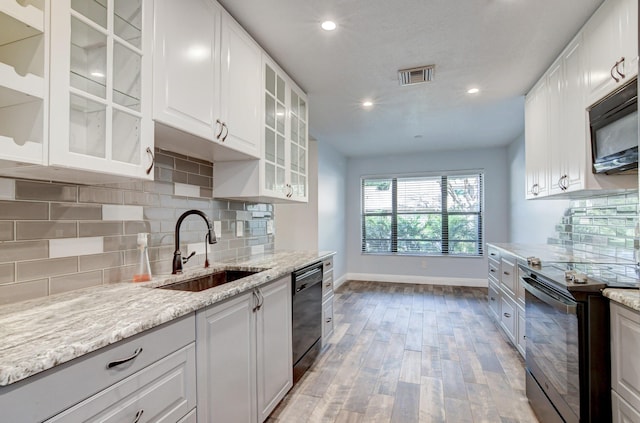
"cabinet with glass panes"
48,0,153,181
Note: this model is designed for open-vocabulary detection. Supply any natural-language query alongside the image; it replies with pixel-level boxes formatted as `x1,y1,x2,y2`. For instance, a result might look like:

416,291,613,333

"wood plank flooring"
267,280,539,423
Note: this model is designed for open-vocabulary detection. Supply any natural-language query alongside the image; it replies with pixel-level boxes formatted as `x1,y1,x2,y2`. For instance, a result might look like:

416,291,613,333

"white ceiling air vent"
398,65,435,86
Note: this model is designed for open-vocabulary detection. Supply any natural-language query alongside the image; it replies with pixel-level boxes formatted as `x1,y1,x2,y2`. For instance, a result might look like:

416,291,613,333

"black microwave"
588,78,638,174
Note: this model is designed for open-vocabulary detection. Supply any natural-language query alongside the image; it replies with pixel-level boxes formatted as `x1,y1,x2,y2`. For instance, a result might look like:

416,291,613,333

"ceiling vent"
398,65,435,86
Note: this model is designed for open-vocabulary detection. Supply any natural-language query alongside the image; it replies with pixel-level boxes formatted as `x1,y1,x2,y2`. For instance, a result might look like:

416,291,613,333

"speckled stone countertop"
604,288,640,312
0,250,333,386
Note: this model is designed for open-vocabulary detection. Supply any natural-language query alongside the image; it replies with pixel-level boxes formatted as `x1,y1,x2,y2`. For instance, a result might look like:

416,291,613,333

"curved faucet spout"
172,209,217,274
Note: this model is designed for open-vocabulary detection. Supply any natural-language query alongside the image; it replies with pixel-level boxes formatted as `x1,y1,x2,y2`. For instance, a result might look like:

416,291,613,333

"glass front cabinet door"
49,0,153,179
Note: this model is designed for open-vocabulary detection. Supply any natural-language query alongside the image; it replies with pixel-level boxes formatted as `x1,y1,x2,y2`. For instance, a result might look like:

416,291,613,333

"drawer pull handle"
503,271,510,275
490,297,495,301
490,269,495,272
107,347,143,369
503,312,511,318
326,317,332,323
325,282,332,287
133,410,144,423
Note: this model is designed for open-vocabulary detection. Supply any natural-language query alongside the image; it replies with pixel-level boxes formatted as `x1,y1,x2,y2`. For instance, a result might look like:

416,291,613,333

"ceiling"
218,0,604,158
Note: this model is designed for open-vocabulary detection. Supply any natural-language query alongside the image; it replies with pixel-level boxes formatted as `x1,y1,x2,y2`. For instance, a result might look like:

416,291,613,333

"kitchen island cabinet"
196,275,292,423
322,256,335,345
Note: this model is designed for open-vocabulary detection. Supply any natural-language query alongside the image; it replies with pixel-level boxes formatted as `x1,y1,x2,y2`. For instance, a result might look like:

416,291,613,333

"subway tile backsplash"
550,192,639,261
0,149,274,305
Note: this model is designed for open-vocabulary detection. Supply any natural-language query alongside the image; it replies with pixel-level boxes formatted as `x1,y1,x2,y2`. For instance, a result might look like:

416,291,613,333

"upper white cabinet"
213,56,309,203
584,0,638,106
0,1,47,168
524,0,638,199
524,79,549,199
49,0,154,180
153,0,261,161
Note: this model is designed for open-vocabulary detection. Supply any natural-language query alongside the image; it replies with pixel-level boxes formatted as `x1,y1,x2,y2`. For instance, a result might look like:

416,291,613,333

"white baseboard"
333,274,349,290
343,272,487,287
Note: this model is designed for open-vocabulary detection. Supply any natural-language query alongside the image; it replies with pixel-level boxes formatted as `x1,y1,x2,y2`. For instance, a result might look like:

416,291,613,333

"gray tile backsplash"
549,192,639,261
0,149,274,305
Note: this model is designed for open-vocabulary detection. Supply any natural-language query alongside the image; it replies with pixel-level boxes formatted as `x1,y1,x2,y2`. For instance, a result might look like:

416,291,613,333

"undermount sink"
158,269,267,292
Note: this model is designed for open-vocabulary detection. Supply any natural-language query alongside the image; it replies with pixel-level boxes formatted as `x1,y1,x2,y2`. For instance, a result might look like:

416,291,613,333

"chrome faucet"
172,210,217,274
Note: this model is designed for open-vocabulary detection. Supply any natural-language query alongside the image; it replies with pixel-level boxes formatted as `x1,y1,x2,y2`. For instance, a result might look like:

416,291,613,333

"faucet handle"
182,251,196,264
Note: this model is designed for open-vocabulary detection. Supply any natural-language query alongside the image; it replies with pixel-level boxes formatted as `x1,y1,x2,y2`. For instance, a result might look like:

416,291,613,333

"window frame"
361,171,484,257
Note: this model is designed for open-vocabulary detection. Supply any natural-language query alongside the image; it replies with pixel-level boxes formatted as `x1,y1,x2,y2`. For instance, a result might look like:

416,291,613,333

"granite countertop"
603,288,640,312
0,250,334,387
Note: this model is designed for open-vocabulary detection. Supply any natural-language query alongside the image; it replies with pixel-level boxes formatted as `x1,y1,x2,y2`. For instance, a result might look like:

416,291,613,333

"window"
361,173,484,256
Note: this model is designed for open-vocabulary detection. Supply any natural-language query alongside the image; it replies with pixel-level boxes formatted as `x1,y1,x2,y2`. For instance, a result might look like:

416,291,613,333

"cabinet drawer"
322,270,334,301
323,257,334,274
322,297,334,342
488,259,500,280
178,408,197,423
48,344,197,422
500,297,516,342
500,257,517,295
488,282,500,320
487,246,501,261
0,314,195,423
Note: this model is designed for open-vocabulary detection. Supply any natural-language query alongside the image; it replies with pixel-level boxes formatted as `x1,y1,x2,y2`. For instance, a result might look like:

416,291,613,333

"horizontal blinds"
362,173,484,256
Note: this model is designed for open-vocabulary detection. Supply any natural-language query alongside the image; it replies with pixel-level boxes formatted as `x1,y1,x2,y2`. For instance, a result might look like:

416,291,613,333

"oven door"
524,277,580,423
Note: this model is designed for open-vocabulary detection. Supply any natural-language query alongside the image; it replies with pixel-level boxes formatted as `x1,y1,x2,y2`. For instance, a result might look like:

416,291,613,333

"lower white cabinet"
196,275,292,423
321,257,335,346
0,314,196,422
611,302,640,420
47,344,196,422
500,295,517,342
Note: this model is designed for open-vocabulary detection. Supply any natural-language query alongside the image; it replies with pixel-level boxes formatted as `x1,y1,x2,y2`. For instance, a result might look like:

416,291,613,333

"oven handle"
522,277,577,314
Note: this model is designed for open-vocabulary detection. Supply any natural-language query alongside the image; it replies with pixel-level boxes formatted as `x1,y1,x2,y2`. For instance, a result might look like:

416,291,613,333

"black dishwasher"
291,261,323,384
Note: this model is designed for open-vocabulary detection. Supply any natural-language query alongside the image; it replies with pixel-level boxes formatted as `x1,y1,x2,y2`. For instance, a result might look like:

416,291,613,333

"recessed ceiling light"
362,100,373,108
467,88,480,94
321,21,337,31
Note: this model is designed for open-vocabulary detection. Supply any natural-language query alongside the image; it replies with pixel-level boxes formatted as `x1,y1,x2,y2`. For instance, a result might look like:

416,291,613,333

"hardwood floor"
267,280,539,423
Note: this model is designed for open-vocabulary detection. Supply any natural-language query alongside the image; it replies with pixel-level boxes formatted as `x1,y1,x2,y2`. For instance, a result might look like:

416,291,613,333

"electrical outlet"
236,221,244,237
267,220,274,234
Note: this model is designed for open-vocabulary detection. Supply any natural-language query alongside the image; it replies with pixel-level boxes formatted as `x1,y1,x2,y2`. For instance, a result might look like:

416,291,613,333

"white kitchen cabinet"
524,4,637,199
321,256,335,345
48,0,154,180
256,276,293,421
584,0,638,106
0,315,196,422
611,302,640,418
524,79,549,199
213,56,309,203
153,0,261,161
613,391,640,423
0,1,47,168
47,344,196,423
196,275,292,423
486,245,525,357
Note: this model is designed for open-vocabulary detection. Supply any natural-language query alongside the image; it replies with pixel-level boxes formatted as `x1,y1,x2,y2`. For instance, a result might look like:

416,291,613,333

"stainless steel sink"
158,269,266,292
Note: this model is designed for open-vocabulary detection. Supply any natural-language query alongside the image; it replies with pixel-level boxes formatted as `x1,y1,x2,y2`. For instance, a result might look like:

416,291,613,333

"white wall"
317,141,347,285
345,147,510,286
275,140,319,250
507,133,569,243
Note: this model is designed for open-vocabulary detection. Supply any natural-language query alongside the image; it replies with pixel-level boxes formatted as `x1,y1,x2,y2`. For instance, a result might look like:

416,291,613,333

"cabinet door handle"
490,268,496,273
133,410,144,423
326,317,332,323
252,290,260,312
503,312,511,318
221,122,229,142
215,119,224,139
503,271,510,275
107,347,143,369
325,281,332,287
615,57,626,79
531,183,539,196
145,147,154,175
490,296,496,301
